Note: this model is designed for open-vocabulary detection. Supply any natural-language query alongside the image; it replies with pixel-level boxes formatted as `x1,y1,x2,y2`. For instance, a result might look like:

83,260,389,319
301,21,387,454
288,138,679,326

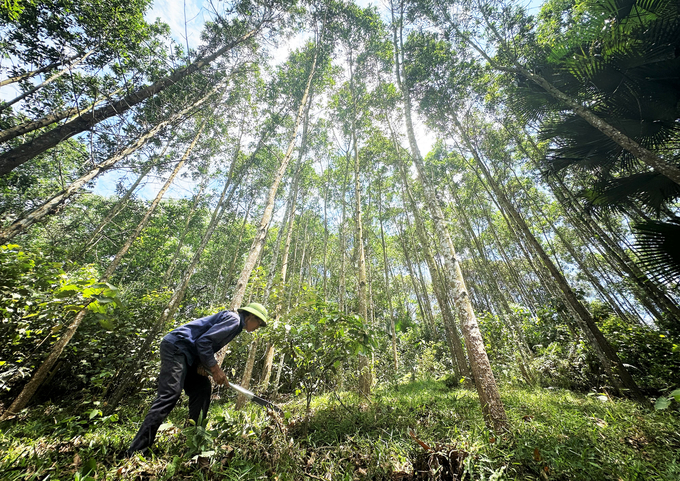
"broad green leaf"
670,389,680,402
655,397,671,410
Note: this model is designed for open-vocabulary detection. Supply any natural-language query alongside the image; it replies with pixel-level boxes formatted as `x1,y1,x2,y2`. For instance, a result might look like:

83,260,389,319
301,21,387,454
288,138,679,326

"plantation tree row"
1,0,678,429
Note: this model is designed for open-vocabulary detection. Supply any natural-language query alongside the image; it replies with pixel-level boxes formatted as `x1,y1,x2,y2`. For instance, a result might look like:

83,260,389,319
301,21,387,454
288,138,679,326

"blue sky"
92,0,210,199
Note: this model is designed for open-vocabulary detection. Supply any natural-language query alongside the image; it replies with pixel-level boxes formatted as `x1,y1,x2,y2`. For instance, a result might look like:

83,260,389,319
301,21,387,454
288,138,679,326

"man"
126,302,268,456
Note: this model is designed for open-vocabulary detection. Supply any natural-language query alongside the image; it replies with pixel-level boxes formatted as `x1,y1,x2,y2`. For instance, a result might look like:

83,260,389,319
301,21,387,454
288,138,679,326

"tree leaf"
655,397,671,410
670,389,680,402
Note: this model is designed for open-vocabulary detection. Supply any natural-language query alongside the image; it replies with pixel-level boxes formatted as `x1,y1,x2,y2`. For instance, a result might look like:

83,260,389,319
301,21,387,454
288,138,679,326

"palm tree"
510,0,680,283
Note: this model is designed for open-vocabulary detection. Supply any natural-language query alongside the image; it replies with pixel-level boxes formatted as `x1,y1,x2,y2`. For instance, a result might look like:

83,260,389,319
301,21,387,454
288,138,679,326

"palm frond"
634,219,680,284
584,172,680,213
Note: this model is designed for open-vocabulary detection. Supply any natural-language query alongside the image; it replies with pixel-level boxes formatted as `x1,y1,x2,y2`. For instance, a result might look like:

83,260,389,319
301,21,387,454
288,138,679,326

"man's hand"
209,364,228,386
197,365,209,377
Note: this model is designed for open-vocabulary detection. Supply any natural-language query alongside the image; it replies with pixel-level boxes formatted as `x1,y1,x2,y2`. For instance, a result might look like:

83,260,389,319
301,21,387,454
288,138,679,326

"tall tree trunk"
264,158,303,303
351,115,372,394
163,176,210,283
322,159,330,298
391,2,508,431
259,161,305,393
0,25,263,175
0,79,225,243
447,10,680,185
0,53,79,87
394,155,472,382
338,151,351,313
377,174,398,369
219,42,321,408
353,137,368,322
0,87,123,144
452,115,646,403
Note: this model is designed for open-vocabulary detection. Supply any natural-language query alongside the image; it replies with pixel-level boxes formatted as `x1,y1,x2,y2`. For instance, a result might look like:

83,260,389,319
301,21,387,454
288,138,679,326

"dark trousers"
128,340,212,454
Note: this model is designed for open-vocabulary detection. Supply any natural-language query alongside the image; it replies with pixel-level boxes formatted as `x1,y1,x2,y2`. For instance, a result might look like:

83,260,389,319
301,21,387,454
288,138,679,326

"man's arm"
194,311,241,383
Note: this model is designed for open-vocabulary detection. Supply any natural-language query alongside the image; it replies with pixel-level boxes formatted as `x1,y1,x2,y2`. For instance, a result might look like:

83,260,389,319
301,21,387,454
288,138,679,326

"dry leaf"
408,428,431,451
533,448,541,462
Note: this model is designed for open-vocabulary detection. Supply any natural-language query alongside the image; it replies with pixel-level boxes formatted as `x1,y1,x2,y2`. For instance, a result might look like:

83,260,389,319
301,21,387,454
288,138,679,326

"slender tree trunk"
0,54,78,87
259,343,276,390
452,115,646,403
352,135,368,322
163,176,210,283
394,155,472,381
351,114,372,394
259,161,305,392
219,42,321,408
391,4,508,430
0,27,262,175
81,141,171,255
322,160,330,298
0,79,225,243
106,131,246,411
0,87,124,144
0,45,99,114
264,159,303,303
338,151,351,313
447,10,680,185
377,175,398,369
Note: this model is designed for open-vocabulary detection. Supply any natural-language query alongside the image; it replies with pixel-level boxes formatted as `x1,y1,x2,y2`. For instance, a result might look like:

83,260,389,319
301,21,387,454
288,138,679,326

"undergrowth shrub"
0,245,122,406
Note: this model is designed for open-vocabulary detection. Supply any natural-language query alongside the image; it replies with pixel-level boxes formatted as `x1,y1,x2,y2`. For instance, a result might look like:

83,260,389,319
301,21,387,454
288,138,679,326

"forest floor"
1,380,679,480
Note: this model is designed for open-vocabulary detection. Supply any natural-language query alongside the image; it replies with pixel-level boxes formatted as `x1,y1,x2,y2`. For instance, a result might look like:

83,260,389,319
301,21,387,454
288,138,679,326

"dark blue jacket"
163,310,244,368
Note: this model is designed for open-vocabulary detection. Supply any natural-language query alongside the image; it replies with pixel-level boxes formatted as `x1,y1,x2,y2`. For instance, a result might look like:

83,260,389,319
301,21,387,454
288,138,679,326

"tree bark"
377,173,398,369
391,1,508,431
0,26,261,175
394,154,472,382
259,343,276,390
0,78,225,243
216,41,322,409
452,115,646,403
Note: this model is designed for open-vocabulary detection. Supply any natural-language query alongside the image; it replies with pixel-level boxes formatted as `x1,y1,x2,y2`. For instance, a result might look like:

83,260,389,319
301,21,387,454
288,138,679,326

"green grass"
1,381,679,480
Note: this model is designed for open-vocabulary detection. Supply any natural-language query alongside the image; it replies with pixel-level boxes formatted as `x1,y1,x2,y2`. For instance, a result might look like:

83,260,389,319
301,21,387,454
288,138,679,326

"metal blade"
250,395,284,414
228,383,254,400
228,383,283,414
